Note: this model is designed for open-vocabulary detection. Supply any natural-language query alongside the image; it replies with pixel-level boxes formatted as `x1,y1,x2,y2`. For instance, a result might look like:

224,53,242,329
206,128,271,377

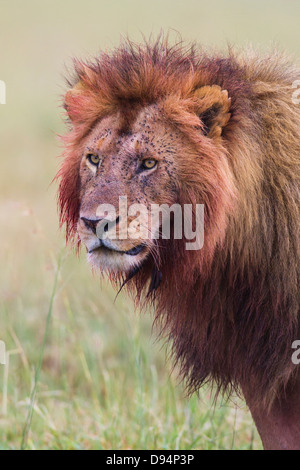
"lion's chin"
87,244,148,273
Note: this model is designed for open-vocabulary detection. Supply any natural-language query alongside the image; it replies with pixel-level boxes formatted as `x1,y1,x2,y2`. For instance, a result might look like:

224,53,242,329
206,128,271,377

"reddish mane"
57,39,300,415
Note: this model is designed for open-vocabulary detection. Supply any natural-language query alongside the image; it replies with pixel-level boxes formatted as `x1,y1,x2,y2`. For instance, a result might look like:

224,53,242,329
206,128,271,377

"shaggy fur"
57,38,300,410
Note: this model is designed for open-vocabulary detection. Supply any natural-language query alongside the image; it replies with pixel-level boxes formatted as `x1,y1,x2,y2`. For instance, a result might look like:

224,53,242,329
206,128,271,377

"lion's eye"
87,154,100,166
142,159,157,170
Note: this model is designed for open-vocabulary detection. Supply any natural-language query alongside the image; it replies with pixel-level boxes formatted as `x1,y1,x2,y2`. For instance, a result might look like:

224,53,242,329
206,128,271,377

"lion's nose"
81,216,120,236
81,217,102,234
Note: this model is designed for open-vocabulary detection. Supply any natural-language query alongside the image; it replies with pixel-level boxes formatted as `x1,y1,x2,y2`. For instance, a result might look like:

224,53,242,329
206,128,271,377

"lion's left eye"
87,154,100,166
141,159,157,170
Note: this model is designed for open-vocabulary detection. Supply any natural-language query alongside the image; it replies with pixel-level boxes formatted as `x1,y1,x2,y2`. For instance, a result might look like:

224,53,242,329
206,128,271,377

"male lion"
57,39,300,450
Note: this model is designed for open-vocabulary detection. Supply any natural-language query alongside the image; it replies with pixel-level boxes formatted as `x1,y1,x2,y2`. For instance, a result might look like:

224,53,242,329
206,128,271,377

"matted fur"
57,38,300,409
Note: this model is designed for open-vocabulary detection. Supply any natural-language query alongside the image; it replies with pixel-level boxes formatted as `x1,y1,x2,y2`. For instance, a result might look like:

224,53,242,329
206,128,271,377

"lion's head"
57,40,243,278
78,97,234,275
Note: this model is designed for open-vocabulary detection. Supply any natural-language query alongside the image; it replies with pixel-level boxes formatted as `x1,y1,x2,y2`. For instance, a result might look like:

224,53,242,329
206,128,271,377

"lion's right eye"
141,158,157,170
87,154,100,167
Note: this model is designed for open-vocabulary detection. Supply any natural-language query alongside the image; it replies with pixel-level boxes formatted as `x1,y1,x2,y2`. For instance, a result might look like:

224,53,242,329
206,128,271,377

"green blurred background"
0,0,299,450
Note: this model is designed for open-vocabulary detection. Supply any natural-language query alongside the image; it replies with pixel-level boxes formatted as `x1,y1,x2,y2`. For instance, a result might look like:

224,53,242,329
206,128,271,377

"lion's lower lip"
89,243,146,256
124,244,147,256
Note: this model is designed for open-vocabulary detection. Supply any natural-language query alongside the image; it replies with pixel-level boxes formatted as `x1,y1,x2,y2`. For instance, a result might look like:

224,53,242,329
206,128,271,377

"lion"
57,38,300,450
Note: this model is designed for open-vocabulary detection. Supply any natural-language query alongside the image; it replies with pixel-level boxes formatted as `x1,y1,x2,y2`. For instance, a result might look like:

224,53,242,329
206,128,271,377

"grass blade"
20,251,63,450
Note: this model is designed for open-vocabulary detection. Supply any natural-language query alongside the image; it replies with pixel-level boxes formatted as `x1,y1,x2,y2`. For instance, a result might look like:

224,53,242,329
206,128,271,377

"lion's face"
60,52,234,276
78,104,183,273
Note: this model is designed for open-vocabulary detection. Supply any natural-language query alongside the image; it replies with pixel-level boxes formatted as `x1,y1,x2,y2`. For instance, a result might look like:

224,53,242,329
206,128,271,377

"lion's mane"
58,39,300,408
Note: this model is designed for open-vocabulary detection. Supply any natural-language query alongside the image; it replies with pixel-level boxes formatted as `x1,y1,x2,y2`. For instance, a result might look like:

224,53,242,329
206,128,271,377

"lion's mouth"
89,242,147,257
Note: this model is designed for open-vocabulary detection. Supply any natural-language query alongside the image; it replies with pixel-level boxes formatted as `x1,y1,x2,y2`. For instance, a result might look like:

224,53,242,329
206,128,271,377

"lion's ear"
64,63,103,124
193,85,231,138
64,81,86,122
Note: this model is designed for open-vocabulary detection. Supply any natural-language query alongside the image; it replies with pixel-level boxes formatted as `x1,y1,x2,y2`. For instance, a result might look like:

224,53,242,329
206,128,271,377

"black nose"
81,216,120,236
81,217,102,234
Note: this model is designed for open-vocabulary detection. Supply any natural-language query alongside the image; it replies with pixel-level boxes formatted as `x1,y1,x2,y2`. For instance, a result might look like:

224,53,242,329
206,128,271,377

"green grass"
0,226,261,449
2,0,299,450
0,247,260,450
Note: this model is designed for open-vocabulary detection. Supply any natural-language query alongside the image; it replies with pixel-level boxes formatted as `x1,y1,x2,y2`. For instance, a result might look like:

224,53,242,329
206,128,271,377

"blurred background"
0,0,299,450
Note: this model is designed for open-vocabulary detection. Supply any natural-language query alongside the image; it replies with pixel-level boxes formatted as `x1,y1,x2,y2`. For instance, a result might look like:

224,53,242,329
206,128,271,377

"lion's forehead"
86,105,180,158
79,109,180,209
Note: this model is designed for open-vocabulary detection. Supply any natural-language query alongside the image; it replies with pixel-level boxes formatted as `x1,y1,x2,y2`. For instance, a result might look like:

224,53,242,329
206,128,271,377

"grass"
20,251,63,450
0,230,261,449
2,0,300,450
